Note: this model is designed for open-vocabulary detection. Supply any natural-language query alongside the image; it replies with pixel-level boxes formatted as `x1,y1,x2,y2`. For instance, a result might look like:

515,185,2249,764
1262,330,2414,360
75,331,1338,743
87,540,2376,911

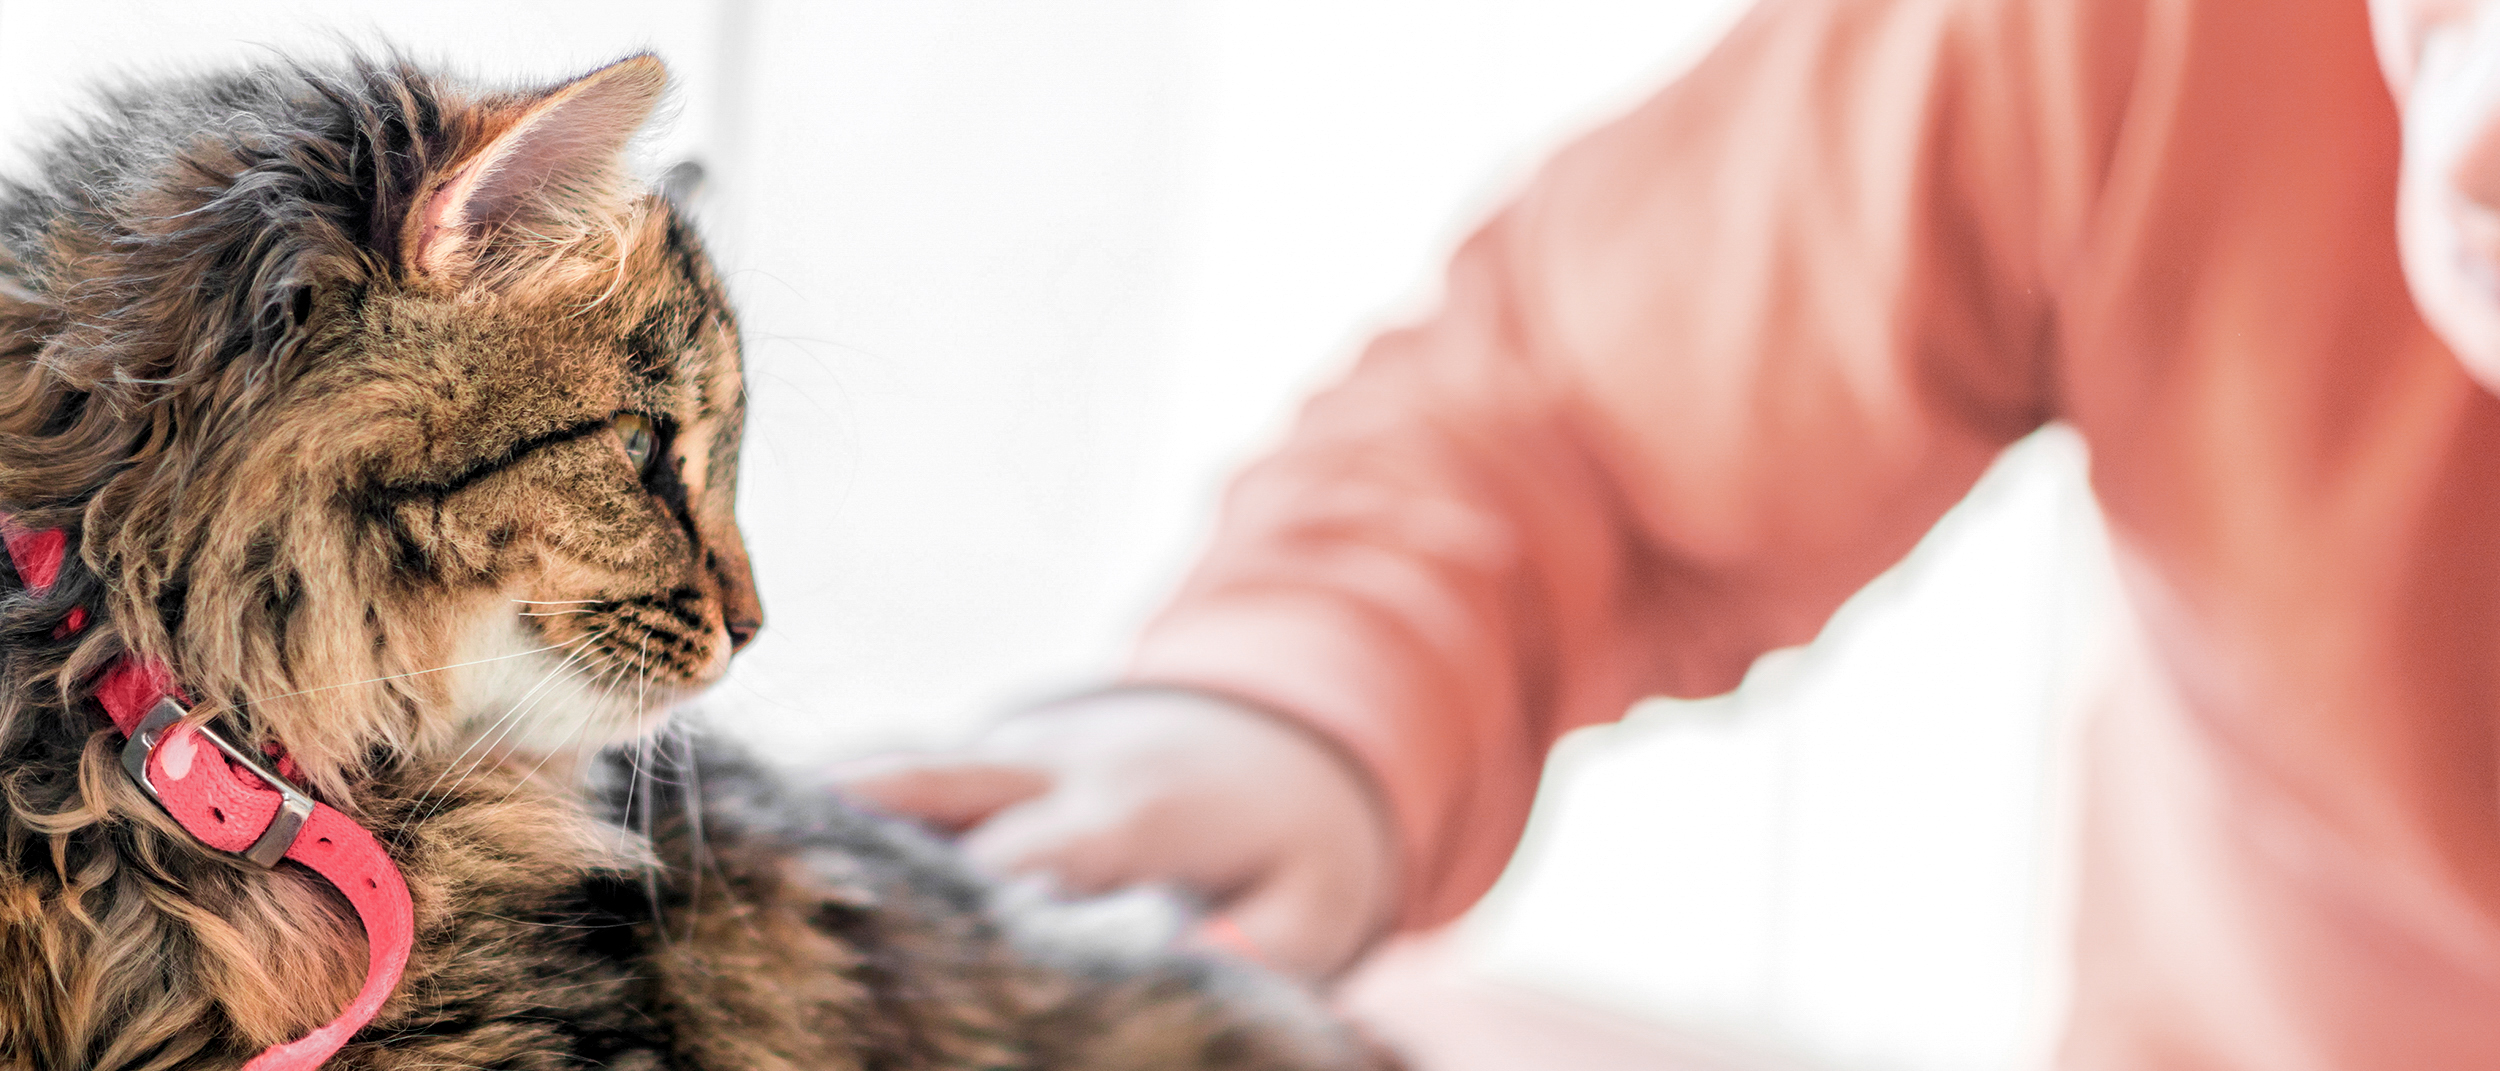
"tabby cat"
0,53,1394,1071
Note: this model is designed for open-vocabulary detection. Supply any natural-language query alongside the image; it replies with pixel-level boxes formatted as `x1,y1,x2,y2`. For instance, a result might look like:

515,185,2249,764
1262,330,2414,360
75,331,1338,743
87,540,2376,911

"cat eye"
613,414,657,475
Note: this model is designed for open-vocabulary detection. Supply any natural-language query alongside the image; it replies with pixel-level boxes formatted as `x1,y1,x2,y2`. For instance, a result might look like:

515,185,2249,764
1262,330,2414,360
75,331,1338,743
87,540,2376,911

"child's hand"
834,688,1398,981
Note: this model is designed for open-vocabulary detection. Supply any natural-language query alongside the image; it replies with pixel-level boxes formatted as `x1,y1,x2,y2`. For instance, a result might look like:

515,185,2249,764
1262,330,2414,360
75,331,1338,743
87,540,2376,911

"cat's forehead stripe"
617,209,736,405
621,307,683,389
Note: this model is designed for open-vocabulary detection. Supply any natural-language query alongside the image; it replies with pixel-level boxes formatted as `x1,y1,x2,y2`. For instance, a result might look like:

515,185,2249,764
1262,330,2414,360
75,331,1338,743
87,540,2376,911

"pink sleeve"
1130,0,2098,929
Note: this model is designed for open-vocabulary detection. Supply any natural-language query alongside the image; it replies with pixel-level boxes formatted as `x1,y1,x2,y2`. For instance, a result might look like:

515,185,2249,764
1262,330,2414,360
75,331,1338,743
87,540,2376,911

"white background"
0,3,2123,1068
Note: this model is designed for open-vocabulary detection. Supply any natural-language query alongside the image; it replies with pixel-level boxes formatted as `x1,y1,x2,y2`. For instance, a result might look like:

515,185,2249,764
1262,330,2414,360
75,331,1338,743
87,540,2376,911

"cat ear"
408,54,669,278
658,159,708,210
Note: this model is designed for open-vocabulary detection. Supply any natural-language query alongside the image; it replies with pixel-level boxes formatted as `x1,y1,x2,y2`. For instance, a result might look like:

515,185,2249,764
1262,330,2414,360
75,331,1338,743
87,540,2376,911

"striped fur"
0,53,1394,1071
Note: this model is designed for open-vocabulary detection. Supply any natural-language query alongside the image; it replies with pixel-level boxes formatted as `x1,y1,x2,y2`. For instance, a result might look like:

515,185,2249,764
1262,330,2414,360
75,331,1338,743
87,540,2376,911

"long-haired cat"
0,52,1394,1071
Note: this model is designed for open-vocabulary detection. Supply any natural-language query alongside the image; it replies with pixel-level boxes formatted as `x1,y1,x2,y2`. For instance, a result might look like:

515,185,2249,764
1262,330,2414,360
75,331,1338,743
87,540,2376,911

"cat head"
0,54,759,795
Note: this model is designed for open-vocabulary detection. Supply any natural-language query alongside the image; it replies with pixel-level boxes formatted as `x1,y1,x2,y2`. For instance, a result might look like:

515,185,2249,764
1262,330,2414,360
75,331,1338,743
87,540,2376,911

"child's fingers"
831,757,1052,833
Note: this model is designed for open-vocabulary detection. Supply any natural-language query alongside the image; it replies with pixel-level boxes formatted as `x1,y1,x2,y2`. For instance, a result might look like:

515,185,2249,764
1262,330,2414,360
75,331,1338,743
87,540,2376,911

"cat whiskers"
628,632,662,917
512,597,612,618
424,629,602,781
407,666,611,834
404,629,608,825
671,721,710,946
485,688,608,813
476,624,645,816
226,640,581,712
472,653,637,861
445,641,609,786
601,632,689,942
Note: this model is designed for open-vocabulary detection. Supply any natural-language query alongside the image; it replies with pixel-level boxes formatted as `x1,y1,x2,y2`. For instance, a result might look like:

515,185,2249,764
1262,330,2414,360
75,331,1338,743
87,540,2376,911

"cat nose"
725,613,760,652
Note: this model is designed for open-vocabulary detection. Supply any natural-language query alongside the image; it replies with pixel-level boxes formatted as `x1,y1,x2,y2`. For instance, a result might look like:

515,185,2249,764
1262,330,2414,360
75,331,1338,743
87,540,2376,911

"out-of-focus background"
0,3,2125,1068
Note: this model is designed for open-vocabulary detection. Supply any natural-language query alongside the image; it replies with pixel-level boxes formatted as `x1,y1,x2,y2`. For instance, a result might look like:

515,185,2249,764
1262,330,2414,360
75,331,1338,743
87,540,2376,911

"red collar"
5,519,412,1070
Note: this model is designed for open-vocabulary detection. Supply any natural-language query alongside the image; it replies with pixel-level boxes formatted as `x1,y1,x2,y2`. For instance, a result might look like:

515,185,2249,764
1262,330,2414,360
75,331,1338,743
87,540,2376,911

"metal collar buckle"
119,697,314,867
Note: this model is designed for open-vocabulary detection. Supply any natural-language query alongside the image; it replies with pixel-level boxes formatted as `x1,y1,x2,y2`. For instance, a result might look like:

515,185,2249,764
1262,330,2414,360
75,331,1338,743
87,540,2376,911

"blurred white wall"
0,4,2124,1069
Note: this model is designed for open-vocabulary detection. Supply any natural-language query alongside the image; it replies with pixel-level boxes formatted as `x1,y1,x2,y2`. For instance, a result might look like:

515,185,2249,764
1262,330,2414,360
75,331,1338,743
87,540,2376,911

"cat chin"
446,614,704,765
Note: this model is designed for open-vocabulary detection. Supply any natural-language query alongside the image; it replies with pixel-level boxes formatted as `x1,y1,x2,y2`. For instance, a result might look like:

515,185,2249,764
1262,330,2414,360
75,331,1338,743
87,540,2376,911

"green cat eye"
613,414,657,475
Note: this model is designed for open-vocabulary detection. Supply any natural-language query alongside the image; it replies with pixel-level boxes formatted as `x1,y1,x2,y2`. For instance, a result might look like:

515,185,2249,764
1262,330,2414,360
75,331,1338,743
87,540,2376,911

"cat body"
0,54,1387,1071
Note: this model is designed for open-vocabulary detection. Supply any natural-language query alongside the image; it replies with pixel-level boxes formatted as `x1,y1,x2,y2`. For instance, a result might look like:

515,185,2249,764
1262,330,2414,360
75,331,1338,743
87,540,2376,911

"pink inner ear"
413,158,492,275
406,54,668,278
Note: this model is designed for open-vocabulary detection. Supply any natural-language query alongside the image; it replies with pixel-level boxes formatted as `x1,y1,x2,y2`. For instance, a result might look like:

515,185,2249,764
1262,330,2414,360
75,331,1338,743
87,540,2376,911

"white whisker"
486,676,608,813
414,663,608,829
407,630,604,820
639,733,667,941
676,724,707,946
236,641,577,710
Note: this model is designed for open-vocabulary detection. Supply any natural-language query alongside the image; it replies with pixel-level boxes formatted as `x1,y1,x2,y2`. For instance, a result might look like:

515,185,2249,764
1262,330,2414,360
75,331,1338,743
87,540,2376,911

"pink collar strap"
4,517,413,1071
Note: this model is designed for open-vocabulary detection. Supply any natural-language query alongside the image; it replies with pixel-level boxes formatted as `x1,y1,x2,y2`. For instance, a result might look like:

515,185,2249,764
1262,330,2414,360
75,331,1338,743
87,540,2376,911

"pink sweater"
1131,0,2500,1064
